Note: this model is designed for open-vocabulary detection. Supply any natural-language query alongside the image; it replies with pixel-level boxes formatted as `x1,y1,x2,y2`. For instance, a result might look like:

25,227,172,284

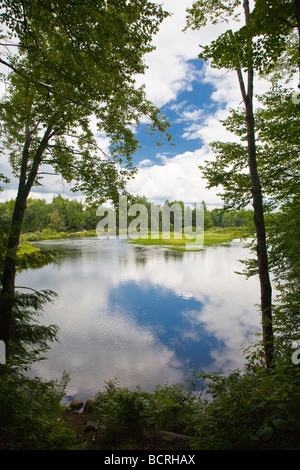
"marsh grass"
129,228,245,251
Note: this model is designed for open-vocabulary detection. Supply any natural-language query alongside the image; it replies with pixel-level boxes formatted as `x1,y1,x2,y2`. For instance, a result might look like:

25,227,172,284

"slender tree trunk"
243,76,274,368
295,0,300,87
236,0,274,368
0,125,53,361
0,191,27,357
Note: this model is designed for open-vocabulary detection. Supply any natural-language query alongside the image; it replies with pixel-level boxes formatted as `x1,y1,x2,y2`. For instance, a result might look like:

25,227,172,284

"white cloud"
127,148,222,206
127,1,249,204
182,108,238,145
135,0,240,108
138,159,154,167
176,108,203,123
134,0,201,107
0,0,281,206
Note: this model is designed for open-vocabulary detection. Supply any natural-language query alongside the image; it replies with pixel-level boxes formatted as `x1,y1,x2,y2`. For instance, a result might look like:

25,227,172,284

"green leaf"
256,426,274,441
272,418,287,431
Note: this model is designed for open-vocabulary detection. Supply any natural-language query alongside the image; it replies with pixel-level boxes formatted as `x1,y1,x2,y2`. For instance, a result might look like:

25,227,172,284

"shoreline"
18,226,250,256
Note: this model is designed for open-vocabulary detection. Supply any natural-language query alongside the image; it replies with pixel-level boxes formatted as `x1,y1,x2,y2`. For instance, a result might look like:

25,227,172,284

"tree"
199,86,300,360
185,0,298,367
48,210,66,232
0,0,170,360
254,86,300,356
22,198,48,232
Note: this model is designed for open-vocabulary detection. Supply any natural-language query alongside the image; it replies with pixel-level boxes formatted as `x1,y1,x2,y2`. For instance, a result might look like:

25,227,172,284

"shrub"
149,382,199,433
93,380,151,444
0,369,78,450
92,379,199,445
190,362,300,450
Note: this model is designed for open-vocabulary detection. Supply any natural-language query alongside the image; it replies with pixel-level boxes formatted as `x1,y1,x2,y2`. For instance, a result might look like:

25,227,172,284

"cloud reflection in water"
17,238,261,400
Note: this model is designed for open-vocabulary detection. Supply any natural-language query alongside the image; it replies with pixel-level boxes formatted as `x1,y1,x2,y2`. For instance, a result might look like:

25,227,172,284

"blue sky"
0,0,277,207
129,59,225,206
133,59,218,165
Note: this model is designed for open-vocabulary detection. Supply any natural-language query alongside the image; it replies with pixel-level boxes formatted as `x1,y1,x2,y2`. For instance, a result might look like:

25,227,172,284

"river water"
16,237,261,401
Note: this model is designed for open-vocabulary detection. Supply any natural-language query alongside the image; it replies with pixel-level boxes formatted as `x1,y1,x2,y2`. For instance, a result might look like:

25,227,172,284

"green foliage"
189,363,300,450
0,196,255,237
16,243,54,270
0,196,100,234
149,383,198,433
86,363,300,450
7,288,58,368
0,368,78,450
267,196,300,353
0,0,171,204
92,379,199,445
93,380,152,444
185,0,241,29
255,85,300,205
186,0,297,75
211,85,300,210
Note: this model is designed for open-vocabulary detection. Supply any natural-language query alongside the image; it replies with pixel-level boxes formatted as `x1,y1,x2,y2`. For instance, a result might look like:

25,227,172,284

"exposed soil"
60,409,193,451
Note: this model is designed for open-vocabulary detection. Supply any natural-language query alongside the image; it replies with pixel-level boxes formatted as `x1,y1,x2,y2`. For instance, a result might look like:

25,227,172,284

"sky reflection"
17,238,261,400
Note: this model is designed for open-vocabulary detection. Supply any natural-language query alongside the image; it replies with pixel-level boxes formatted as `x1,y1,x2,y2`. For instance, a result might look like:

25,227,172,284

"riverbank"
17,229,98,268
60,406,193,451
16,227,248,269
18,227,249,257
16,242,55,269
128,227,248,251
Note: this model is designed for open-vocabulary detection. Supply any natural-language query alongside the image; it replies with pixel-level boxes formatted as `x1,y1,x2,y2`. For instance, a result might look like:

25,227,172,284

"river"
16,237,261,401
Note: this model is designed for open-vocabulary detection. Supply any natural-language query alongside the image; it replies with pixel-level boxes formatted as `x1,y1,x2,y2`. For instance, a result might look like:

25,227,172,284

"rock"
158,430,192,446
84,421,98,433
69,399,84,411
84,398,96,413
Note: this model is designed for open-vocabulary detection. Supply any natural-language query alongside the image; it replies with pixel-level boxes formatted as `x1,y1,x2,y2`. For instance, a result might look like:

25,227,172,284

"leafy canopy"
0,0,171,203
200,85,300,210
185,0,298,75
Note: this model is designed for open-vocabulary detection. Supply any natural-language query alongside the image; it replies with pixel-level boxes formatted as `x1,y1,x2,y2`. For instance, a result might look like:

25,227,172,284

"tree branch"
24,125,54,198
237,68,248,104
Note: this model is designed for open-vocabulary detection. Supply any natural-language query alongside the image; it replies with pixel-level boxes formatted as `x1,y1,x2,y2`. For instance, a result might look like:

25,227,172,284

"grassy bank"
17,229,98,268
129,227,247,251
20,228,97,242
17,227,249,259
16,242,55,269
203,227,246,245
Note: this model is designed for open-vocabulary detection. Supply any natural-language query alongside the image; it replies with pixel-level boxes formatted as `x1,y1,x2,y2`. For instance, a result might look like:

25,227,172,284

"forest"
0,195,254,235
0,0,300,451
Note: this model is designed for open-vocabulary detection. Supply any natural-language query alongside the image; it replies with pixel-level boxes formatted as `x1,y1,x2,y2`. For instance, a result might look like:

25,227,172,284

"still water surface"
17,237,261,401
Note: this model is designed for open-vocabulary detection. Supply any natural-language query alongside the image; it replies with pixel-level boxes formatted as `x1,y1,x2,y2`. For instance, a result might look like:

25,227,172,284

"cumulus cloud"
135,0,240,108
127,1,279,206
127,147,222,206
134,0,201,107
138,159,154,167
0,0,272,206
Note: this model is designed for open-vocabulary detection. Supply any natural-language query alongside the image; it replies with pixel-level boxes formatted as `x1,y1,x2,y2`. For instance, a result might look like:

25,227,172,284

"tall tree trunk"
237,0,274,368
0,190,27,357
0,125,53,361
295,0,300,87
244,74,274,368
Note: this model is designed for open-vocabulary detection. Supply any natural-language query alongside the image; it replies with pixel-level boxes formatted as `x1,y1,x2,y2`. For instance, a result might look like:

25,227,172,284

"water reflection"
16,238,261,401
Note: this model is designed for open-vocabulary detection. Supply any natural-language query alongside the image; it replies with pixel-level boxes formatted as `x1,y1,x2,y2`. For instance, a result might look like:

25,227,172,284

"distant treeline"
0,195,99,234
0,195,254,234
